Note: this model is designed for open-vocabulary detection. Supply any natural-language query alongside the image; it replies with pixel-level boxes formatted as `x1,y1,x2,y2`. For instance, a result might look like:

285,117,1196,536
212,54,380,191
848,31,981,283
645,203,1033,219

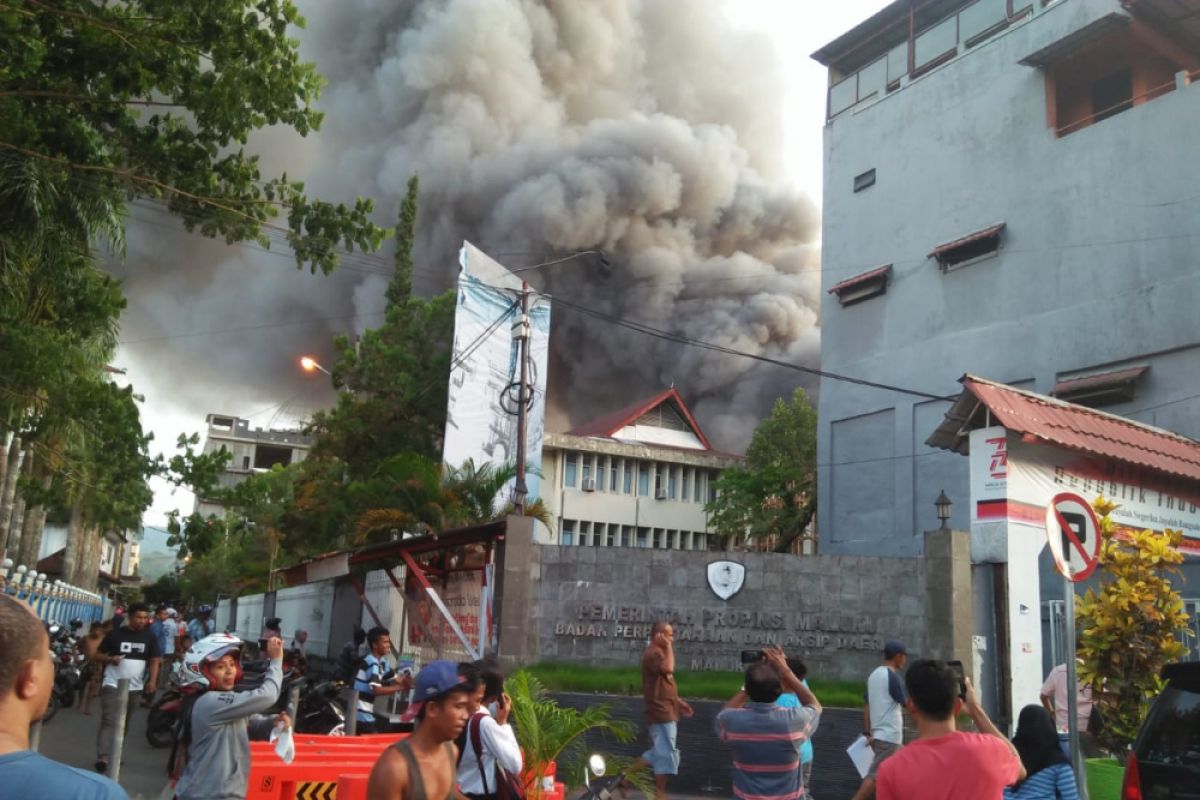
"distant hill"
139,525,180,582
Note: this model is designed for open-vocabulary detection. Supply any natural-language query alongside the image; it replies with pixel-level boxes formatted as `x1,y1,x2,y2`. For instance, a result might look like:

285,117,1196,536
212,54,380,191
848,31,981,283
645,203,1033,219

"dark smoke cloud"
115,0,820,454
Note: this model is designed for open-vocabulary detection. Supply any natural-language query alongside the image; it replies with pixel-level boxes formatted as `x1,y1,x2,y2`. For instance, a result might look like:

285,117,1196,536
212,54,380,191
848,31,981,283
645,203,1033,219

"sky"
124,1,893,529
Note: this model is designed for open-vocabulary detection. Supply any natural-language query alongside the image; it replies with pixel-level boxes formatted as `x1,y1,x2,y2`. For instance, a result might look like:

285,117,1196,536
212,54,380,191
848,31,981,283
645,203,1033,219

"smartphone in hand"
947,660,967,700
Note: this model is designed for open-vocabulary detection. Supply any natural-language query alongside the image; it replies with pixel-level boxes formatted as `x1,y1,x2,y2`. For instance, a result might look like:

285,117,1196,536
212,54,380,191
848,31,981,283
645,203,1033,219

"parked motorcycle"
41,622,84,722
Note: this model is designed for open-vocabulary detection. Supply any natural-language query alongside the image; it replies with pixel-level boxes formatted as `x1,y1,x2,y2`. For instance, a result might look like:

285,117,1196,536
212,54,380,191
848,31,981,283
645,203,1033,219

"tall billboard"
442,242,551,503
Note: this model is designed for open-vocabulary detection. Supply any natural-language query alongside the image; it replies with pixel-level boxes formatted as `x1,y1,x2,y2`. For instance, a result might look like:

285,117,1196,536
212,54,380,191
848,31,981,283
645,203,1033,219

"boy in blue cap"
367,660,478,800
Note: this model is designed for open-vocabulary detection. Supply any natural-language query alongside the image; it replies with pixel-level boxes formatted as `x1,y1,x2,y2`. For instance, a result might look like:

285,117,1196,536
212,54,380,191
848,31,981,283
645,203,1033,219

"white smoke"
117,0,820,453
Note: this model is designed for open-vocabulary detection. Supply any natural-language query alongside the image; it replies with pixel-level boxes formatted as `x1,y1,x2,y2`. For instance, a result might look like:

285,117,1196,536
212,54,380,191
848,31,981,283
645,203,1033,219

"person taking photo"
172,634,290,800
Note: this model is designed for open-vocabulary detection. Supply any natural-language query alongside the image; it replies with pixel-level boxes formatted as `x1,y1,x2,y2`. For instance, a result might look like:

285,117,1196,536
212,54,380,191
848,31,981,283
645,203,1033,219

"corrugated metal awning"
927,375,1200,481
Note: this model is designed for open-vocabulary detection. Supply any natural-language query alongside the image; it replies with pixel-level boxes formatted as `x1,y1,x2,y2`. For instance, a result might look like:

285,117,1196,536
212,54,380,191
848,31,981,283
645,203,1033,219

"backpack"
463,711,526,800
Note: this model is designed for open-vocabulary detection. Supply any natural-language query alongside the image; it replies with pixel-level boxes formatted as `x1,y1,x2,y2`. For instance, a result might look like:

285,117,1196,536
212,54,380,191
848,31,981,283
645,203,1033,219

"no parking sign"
1045,492,1101,582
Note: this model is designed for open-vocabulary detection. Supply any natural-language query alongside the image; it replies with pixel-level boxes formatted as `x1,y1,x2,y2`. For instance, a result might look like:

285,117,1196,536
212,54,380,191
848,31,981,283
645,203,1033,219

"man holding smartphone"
353,626,412,733
641,620,694,800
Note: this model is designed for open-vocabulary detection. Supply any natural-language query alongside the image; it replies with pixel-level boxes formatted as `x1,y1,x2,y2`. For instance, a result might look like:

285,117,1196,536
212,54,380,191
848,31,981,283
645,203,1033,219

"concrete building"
539,389,743,550
811,0,1200,556
194,414,314,518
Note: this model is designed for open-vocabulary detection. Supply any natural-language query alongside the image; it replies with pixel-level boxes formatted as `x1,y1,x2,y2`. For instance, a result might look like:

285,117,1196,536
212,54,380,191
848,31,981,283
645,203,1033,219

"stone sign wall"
527,543,933,681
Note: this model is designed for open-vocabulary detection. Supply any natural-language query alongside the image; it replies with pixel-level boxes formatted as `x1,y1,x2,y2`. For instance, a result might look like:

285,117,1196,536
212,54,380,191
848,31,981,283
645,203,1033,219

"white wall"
274,582,336,658
235,593,265,641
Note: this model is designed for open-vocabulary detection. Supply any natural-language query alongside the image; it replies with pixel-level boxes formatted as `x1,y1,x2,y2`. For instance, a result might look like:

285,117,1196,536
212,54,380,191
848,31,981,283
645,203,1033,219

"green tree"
0,0,385,275
308,176,455,470
706,388,817,552
1076,497,1192,756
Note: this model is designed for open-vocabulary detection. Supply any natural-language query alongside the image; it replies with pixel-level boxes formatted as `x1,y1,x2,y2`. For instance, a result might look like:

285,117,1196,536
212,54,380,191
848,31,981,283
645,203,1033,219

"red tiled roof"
828,263,892,295
928,222,1006,259
931,375,1200,481
566,387,714,450
1051,366,1148,397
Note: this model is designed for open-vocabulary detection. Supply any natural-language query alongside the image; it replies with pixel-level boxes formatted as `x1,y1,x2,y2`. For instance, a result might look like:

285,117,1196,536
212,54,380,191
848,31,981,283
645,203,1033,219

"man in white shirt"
458,660,522,800
94,603,161,774
851,641,909,800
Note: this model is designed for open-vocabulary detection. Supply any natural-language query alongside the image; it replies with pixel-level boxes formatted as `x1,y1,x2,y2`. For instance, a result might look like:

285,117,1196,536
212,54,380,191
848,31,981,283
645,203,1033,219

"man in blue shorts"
641,620,694,800
0,594,128,799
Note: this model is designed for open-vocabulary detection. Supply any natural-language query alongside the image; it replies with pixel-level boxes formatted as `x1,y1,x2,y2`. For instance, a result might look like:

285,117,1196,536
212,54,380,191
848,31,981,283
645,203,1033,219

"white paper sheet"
846,734,873,779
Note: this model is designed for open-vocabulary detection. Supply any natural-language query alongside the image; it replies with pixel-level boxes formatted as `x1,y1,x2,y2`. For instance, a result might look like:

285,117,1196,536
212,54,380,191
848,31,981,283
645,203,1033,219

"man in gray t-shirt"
851,640,908,800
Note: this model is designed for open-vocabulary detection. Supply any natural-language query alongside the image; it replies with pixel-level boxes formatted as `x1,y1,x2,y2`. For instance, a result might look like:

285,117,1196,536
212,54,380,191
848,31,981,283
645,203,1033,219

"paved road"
36,699,170,800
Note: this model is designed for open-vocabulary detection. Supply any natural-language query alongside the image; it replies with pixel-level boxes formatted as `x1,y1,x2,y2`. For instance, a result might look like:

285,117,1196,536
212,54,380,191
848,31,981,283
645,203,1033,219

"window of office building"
638,463,650,496
694,471,705,503
681,468,691,502
1030,23,1190,138
596,457,608,492
623,461,633,494
610,458,619,492
562,519,575,546
637,527,649,548
668,467,677,499
582,456,593,488
606,524,616,547
564,452,577,487
708,471,718,503
621,525,634,547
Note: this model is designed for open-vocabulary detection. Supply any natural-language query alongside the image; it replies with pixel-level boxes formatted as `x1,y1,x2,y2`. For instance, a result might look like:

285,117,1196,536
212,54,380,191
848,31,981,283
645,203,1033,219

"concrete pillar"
923,528,974,669
495,516,540,670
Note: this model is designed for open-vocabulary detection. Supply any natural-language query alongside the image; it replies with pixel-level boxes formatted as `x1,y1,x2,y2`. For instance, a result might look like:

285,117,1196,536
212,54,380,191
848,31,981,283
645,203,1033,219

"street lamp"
299,356,332,376
935,490,952,530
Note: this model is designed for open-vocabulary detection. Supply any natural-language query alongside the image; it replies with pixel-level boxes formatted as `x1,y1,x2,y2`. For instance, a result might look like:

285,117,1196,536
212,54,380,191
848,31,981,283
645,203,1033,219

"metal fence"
1044,598,1200,667
1,557,106,624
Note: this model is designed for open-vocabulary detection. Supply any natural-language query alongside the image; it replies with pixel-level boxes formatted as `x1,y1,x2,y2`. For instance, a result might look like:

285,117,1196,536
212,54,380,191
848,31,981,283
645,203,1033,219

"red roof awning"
928,222,1006,259
828,264,892,296
1051,366,1149,397
927,375,1200,481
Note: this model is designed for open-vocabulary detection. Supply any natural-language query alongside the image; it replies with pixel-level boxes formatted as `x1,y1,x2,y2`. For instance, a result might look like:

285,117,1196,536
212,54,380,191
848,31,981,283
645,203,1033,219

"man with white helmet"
172,633,290,800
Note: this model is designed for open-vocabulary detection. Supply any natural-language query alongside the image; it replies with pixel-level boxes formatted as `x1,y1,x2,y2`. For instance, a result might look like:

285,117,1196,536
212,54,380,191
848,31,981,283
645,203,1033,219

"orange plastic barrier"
337,773,371,800
247,732,401,799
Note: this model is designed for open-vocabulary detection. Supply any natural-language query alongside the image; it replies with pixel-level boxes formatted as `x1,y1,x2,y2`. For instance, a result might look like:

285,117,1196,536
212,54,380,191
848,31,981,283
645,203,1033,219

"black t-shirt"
99,626,160,690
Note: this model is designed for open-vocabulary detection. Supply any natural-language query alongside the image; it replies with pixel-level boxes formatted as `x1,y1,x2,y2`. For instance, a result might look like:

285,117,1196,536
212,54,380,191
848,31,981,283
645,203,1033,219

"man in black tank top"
368,661,479,800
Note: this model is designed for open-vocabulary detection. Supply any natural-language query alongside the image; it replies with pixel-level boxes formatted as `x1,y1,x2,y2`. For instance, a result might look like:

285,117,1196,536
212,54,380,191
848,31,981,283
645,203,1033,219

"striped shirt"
716,702,820,800
1003,763,1078,800
353,653,395,722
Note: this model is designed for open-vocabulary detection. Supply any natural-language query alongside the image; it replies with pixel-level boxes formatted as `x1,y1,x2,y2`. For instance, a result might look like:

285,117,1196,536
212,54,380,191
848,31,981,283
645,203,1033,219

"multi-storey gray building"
812,0,1200,556
194,414,313,518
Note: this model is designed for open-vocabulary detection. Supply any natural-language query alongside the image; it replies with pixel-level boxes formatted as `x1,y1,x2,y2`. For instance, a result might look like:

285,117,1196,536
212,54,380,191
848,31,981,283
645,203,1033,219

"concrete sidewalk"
36,701,170,800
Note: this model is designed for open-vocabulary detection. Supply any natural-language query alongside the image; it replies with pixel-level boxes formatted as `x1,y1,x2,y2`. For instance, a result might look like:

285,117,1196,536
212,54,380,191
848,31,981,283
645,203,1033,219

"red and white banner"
970,427,1200,554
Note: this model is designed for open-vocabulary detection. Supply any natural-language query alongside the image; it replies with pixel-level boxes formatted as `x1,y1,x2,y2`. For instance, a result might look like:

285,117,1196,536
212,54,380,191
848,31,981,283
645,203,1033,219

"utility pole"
512,282,531,514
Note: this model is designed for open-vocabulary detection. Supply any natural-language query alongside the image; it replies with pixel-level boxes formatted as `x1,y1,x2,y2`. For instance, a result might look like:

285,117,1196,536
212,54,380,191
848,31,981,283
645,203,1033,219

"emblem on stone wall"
706,560,745,601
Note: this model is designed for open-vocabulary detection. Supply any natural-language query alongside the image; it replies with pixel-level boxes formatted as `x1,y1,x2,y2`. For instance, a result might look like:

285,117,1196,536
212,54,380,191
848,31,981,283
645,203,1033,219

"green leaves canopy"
705,388,817,552
0,0,385,273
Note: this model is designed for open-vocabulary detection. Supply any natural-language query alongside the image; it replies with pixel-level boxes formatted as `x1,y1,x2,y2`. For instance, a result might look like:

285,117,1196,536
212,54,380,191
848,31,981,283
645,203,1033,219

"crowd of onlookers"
643,621,1091,800
0,593,1097,800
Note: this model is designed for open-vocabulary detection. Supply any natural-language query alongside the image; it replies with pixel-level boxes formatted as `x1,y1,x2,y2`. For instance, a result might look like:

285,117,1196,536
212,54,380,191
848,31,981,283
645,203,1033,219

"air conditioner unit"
581,478,596,492
655,488,669,500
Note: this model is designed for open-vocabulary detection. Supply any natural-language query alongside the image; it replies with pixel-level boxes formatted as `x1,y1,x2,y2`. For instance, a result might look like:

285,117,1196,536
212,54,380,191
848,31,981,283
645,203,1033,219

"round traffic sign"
1045,492,1101,581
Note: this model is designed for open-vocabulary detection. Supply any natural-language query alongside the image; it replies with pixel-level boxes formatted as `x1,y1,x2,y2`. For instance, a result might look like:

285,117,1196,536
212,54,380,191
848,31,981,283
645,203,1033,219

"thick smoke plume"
115,0,820,452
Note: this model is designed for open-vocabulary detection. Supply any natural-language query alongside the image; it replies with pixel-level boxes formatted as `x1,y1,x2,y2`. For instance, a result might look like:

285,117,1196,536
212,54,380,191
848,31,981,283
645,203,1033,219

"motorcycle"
146,666,187,748
41,622,83,722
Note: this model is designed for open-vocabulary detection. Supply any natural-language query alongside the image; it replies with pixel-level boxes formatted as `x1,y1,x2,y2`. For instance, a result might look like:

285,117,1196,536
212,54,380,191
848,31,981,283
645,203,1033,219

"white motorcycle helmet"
180,633,244,690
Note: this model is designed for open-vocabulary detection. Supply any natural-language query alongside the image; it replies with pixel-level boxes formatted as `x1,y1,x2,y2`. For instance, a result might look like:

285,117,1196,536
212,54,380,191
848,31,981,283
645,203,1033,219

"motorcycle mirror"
588,754,606,777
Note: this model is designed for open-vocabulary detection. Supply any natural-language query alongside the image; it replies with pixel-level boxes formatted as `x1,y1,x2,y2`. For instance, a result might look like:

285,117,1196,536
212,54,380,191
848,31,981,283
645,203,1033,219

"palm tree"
505,670,651,799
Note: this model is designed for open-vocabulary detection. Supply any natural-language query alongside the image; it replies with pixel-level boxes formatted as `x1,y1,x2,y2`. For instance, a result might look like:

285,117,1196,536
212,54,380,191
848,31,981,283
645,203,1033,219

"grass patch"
1086,758,1124,800
526,662,866,708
